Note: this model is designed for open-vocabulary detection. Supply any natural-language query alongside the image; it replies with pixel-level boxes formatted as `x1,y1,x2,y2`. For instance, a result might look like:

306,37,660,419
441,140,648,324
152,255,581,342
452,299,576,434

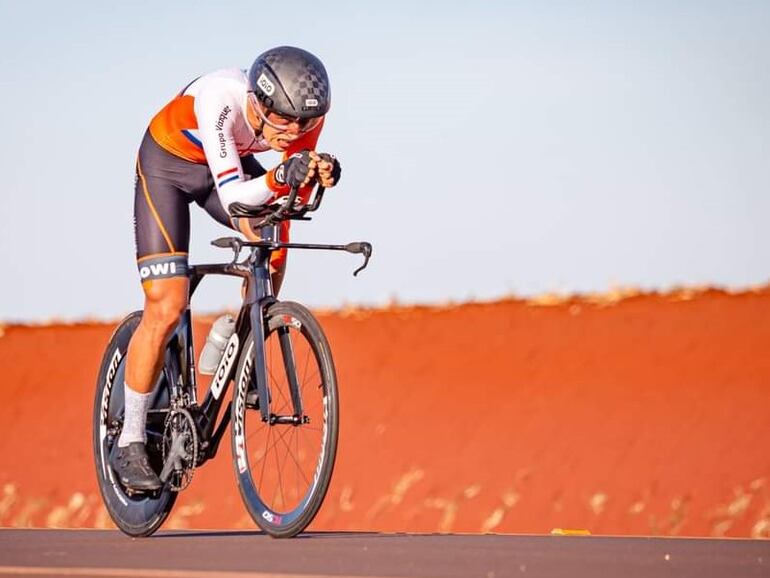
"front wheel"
231,301,339,538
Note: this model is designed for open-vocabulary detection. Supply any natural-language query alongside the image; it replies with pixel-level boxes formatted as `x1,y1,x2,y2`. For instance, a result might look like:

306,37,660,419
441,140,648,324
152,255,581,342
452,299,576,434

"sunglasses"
248,92,322,134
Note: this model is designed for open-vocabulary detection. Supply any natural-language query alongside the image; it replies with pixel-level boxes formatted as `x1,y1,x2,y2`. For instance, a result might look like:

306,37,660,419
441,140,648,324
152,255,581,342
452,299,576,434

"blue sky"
0,1,768,321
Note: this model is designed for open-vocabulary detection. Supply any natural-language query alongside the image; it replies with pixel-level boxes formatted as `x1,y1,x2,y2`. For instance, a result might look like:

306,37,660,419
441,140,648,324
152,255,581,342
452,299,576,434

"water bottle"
199,314,236,375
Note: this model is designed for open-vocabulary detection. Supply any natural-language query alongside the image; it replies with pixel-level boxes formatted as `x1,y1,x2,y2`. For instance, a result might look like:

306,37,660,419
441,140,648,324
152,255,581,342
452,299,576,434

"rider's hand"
272,150,317,189
311,152,341,187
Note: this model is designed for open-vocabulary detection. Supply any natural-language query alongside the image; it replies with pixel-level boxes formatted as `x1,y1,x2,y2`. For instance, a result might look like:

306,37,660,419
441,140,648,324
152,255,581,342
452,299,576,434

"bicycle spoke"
300,348,310,414
302,424,324,432
273,372,291,412
300,336,311,387
252,420,317,507
295,428,300,502
250,418,313,513
301,387,325,414
253,423,296,471
267,340,291,412
273,425,312,488
267,371,290,414
257,419,273,494
298,423,322,448
245,411,269,449
302,346,316,392
271,424,287,510
301,366,321,401
276,429,300,507
253,421,292,465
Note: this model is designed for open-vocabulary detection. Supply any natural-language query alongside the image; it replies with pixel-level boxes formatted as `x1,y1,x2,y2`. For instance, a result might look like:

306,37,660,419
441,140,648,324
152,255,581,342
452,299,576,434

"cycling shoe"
110,442,162,492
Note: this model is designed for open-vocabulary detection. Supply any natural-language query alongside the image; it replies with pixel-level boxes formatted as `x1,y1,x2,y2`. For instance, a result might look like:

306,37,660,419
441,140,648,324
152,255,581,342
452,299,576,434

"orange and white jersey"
149,68,323,210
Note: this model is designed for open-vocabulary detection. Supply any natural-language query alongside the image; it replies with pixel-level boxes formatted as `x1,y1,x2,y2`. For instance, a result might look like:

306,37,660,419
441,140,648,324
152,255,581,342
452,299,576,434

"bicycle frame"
158,224,273,466
164,223,370,466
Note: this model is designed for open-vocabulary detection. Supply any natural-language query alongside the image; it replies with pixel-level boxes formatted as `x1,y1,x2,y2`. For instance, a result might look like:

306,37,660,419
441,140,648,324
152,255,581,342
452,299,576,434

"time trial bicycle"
92,184,371,538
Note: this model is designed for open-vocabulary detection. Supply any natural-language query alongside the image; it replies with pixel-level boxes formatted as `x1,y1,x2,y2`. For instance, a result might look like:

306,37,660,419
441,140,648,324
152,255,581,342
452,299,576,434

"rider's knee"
142,280,188,332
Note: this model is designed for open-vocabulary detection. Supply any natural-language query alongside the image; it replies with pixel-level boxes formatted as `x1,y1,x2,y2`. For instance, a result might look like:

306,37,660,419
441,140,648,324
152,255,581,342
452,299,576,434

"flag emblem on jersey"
217,167,240,188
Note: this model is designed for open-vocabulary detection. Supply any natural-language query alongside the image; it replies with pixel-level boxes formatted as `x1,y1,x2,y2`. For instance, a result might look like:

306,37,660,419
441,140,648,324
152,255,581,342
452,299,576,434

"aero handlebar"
228,184,326,228
213,184,373,276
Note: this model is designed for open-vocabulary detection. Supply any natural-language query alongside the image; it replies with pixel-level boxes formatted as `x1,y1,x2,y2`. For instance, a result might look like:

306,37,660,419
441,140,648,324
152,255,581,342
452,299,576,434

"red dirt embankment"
1,287,769,537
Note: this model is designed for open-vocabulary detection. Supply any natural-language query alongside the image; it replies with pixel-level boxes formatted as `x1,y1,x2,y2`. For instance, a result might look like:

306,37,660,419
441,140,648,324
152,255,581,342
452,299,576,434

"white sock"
118,383,153,447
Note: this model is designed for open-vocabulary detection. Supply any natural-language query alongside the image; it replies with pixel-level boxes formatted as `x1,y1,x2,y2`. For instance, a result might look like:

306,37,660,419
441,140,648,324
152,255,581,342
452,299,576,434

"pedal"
124,486,161,499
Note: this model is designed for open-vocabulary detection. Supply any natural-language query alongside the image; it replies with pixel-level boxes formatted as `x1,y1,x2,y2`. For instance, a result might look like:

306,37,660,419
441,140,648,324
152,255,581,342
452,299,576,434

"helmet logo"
305,98,318,108
256,73,275,96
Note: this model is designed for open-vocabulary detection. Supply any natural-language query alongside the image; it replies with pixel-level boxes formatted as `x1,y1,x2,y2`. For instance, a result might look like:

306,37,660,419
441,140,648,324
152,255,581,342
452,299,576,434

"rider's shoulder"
194,68,248,91
191,69,247,114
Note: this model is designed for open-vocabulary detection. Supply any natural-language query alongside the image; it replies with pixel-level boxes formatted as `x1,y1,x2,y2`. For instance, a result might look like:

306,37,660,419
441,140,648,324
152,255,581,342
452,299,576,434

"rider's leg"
121,138,192,447
125,277,188,394
113,132,195,490
270,255,287,295
119,276,188,446
112,277,187,492
238,252,286,299
270,220,289,295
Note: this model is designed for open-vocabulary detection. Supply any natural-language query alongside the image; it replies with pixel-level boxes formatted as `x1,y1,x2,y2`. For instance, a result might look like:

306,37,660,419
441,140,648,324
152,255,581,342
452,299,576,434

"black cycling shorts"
133,131,266,282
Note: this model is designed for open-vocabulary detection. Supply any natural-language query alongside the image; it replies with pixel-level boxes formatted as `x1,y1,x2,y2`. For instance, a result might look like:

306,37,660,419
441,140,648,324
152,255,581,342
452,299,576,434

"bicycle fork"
247,244,305,425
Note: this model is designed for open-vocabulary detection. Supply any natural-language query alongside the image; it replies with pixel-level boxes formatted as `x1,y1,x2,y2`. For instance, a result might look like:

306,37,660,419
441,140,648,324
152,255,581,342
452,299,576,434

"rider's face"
246,93,321,152
262,117,301,152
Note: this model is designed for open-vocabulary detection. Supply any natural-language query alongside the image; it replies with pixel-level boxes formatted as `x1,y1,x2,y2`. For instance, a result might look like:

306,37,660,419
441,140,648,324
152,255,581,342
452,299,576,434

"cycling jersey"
134,68,323,282
149,68,322,211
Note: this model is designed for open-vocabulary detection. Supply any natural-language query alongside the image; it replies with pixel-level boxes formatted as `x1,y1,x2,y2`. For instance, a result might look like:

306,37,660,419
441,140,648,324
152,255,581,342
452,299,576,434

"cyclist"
110,46,342,491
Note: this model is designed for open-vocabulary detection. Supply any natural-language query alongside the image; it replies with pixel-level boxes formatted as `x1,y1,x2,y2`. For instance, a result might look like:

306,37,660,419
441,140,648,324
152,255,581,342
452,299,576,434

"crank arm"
159,433,190,483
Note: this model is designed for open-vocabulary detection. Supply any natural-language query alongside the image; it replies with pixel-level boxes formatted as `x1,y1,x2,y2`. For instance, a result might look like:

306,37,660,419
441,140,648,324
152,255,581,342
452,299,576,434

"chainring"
161,408,199,491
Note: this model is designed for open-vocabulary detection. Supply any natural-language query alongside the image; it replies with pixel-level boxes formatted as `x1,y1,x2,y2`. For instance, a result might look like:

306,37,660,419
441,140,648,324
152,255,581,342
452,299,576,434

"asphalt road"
0,529,767,578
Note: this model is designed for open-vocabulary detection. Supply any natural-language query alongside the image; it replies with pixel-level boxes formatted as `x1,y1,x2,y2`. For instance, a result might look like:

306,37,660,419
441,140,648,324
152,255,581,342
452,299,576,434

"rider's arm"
195,87,274,210
233,125,325,254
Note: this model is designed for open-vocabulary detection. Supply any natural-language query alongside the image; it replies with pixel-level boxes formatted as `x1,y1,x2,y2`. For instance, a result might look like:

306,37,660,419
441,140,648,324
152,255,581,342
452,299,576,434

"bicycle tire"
91,311,177,537
231,301,339,538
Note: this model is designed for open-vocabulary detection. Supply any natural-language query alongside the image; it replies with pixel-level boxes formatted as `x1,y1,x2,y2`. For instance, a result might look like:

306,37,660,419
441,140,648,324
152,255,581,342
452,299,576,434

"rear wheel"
92,312,176,537
231,301,339,538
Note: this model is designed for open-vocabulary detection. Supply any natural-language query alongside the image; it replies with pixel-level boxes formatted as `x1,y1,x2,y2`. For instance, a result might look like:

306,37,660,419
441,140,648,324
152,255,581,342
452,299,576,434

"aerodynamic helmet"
248,46,331,120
